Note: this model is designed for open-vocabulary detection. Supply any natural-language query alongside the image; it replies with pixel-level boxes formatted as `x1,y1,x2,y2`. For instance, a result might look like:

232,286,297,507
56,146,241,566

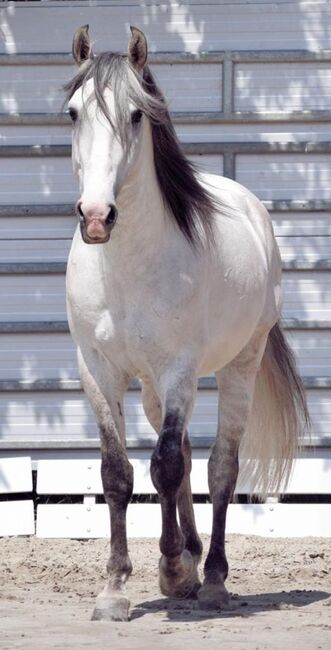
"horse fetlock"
183,532,203,560
204,550,229,580
107,555,133,582
159,549,201,599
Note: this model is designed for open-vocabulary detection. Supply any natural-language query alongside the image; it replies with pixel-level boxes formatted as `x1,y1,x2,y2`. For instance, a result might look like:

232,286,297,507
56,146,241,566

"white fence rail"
0,457,34,535
1,457,330,538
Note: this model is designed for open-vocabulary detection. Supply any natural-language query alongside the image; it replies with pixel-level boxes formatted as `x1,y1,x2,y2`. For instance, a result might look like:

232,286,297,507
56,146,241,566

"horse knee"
151,411,185,496
101,451,133,507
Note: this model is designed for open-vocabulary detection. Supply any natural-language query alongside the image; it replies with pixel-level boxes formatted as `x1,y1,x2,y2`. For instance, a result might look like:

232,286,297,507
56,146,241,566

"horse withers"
64,25,309,621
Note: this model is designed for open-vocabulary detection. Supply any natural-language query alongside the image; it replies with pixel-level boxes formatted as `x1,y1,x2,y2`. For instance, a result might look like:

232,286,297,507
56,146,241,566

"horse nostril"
77,202,85,223
106,205,118,226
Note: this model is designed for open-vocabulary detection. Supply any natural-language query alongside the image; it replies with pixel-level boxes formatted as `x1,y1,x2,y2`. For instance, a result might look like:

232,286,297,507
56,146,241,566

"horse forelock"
64,52,218,248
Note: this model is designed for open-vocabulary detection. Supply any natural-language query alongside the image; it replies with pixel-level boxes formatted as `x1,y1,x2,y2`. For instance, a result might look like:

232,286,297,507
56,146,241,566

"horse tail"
239,321,310,497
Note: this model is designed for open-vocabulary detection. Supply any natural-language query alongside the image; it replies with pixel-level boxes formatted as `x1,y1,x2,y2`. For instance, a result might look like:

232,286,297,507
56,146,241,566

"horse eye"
67,107,78,123
131,109,143,126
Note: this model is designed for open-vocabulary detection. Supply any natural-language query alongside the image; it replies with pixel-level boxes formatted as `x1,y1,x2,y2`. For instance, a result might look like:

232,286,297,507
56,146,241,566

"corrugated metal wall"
0,1,330,477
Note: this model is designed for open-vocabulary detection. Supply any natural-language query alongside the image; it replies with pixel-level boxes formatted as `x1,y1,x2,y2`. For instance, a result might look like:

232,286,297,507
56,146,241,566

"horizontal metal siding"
235,62,331,112
0,389,329,446
0,63,222,114
0,155,224,204
0,1,330,468
1,271,330,321
1,1,330,54
1,330,331,380
236,154,331,200
2,211,330,263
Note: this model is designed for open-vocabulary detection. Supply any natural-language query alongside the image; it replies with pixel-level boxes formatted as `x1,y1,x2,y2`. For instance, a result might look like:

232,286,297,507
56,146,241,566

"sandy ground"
0,534,330,650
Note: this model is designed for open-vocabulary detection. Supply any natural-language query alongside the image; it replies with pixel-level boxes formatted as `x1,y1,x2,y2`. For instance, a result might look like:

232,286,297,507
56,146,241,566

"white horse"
65,25,309,621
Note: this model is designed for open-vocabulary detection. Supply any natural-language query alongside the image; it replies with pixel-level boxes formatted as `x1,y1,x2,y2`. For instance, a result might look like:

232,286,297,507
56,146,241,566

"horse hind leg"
198,335,267,610
142,380,202,598
77,348,133,621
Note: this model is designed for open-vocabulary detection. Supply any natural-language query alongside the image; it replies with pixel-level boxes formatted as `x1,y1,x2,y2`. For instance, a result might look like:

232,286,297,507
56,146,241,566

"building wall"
0,2,330,484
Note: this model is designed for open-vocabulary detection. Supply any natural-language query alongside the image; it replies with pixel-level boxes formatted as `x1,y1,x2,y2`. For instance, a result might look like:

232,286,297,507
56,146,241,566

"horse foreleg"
77,350,133,621
177,432,203,562
142,383,202,573
149,373,200,598
198,338,266,610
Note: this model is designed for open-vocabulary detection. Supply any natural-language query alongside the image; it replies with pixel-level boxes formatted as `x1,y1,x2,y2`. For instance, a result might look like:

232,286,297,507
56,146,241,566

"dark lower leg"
177,433,203,559
151,411,185,558
151,411,200,598
198,438,239,609
92,432,133,620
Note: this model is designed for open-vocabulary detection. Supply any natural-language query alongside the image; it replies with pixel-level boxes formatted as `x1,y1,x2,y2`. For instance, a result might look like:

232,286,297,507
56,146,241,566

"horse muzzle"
77,203,118,244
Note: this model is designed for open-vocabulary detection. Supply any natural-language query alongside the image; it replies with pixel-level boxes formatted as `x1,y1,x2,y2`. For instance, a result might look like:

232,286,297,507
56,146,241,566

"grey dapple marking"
64,25,309,621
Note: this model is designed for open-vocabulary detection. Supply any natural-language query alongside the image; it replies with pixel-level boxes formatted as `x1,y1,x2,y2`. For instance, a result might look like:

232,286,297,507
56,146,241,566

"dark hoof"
91,594,130,622
197,583,230,610
159,550,201,599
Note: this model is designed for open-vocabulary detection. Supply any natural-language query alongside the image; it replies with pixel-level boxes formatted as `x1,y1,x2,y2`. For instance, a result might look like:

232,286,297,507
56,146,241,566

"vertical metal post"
222,53,236,179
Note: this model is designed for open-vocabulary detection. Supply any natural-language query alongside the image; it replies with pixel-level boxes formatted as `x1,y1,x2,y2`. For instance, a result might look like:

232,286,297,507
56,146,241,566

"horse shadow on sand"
130,589,330,622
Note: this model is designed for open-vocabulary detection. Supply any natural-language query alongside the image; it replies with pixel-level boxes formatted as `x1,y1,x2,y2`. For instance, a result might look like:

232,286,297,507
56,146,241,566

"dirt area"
0,534,330,650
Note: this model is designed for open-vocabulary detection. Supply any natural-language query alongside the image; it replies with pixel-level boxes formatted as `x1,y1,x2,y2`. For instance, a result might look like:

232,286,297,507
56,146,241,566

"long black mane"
65,53,218,247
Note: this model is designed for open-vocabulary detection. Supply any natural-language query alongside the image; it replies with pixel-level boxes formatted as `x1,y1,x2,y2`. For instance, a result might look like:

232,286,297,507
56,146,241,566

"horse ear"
128,26,148,72
72,25,93,66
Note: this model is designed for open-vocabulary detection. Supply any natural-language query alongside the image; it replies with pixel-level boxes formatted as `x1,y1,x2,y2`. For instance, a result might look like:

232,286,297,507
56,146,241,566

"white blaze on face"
69,79,123,211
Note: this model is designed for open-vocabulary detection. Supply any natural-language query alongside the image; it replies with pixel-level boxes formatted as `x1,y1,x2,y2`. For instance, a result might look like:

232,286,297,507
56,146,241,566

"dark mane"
64,53,219,248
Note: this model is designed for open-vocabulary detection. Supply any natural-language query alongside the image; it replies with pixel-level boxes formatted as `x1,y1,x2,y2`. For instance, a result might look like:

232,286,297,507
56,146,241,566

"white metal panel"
1,212,330,266
0,333,77,381
0,500,35,536
273,211,331,264
3,329,331,381
36,502,331,539
0,125,72,147
0,213,75,263
2,231,329,265
0,155,222,205
0,214,76,239
0,274,67,321
0,64,75,114
155,64,222,112
235,62,331,112
0,456,32,493
36,457,331,496
288,330,331,377
0,157,77,205
0,389,329,445
0,239,72,263
2,1,330,54
236,154,331,200
0,391,96,441
277,237,331,263
176,123,331,145
0,63,222,114
1,270,329,322
189,155,223,175
283,272,331,320
3,123,331,148
0,211,330,265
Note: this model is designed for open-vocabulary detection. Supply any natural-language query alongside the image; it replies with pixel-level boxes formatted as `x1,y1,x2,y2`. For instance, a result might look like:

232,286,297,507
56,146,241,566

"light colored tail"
239,322,310,497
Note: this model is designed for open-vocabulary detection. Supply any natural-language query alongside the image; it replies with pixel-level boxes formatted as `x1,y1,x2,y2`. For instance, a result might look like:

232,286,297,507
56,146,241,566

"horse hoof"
91,594,130,622
159,549,201,599
197,583,230,610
